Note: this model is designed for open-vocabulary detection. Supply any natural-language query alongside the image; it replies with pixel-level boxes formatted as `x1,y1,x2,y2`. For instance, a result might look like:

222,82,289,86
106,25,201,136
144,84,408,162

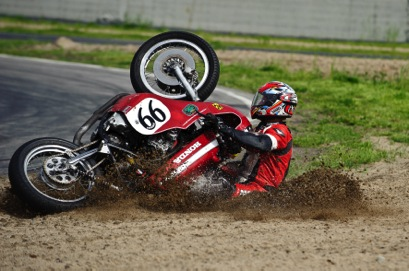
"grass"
219,62,409,177
0,39,135,68
2,16,409,59
1,16,408,177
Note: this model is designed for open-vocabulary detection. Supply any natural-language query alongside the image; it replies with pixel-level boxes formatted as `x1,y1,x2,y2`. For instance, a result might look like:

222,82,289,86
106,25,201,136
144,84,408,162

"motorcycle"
8,31,252,212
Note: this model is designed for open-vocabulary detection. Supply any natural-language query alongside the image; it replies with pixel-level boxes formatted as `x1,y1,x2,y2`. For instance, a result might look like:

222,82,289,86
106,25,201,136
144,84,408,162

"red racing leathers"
223,121,293,197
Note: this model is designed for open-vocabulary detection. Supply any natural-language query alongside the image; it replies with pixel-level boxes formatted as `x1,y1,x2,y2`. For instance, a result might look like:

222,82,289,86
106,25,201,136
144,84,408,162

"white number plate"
125,98,171,135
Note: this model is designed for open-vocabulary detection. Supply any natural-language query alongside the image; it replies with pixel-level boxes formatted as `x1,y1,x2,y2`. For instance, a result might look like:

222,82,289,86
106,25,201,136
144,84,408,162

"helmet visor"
252,91,282,107
251,92,266,107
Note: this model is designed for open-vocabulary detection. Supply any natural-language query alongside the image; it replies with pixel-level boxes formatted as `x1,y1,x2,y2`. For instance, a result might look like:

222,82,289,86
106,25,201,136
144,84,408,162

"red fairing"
169,132,221,178
110,93,251,135
149,132,221,185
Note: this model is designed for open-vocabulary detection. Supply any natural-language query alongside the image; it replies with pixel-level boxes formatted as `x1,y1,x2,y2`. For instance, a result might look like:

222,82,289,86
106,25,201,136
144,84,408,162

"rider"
212,81,298,197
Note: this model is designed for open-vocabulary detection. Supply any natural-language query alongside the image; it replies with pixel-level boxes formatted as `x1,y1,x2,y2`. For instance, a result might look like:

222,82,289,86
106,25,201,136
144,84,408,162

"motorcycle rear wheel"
130,31,220,101
8,137,95,213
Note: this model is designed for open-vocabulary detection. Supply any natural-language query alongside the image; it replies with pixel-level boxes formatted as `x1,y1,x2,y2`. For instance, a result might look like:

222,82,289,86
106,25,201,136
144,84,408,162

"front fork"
171,63,200,101
66,140,144,190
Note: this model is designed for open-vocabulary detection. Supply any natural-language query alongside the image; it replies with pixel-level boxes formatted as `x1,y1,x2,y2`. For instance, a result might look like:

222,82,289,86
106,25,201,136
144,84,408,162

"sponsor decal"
174,163,188,174
173,141,202,164
172,139,219,175
182,104,198,116
269,102,283,115
212,103,223,110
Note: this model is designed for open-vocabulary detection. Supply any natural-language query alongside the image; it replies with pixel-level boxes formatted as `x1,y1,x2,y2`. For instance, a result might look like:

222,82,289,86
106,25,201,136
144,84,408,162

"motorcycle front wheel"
130,31,220,101
8,137,96,213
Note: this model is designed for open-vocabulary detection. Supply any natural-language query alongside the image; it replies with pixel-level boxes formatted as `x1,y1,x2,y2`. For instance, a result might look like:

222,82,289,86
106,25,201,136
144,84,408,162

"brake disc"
43,156,79,185
153,48,196,86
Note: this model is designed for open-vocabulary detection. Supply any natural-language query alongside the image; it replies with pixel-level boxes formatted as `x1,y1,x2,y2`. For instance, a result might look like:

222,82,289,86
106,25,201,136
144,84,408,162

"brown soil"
38,37,409,80
216,50,409,80
1,39,409,269
1,153,409,270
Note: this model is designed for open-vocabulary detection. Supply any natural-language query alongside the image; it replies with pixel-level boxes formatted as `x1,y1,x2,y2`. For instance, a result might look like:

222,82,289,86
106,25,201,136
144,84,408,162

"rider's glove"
218,122,234,136
203,113,234,135
203,113,219,129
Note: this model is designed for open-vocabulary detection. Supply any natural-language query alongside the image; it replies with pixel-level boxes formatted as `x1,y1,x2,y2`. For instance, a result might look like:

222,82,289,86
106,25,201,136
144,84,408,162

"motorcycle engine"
146,129,179,155
93,112,132,148
97,112,180,157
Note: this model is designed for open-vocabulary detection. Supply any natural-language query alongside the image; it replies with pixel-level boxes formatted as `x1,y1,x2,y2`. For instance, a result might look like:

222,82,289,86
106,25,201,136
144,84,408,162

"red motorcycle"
8,31,252,212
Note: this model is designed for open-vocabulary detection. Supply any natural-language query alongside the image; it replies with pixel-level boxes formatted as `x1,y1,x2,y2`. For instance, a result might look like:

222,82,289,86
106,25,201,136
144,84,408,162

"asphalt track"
0,54,253,174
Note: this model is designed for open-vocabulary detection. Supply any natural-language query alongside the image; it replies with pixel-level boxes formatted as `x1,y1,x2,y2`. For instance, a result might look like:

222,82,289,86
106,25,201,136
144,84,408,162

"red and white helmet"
251,81,298,119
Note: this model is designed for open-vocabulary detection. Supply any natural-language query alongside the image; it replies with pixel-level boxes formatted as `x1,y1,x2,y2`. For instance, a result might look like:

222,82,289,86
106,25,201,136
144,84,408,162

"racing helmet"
251,81,298,119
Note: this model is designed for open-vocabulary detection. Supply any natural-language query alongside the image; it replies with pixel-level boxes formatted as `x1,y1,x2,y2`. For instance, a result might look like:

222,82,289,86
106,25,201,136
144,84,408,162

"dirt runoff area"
0,153,408,270
1,40,409,270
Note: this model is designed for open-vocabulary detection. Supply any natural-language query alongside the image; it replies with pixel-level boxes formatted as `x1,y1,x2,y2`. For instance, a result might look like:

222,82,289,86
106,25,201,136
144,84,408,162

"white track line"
0,54,128,73
1,53,253,106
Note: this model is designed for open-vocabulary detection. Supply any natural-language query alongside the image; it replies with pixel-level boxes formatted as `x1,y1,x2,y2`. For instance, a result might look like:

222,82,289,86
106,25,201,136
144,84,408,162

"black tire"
8,137,95,213
130,31,219,101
